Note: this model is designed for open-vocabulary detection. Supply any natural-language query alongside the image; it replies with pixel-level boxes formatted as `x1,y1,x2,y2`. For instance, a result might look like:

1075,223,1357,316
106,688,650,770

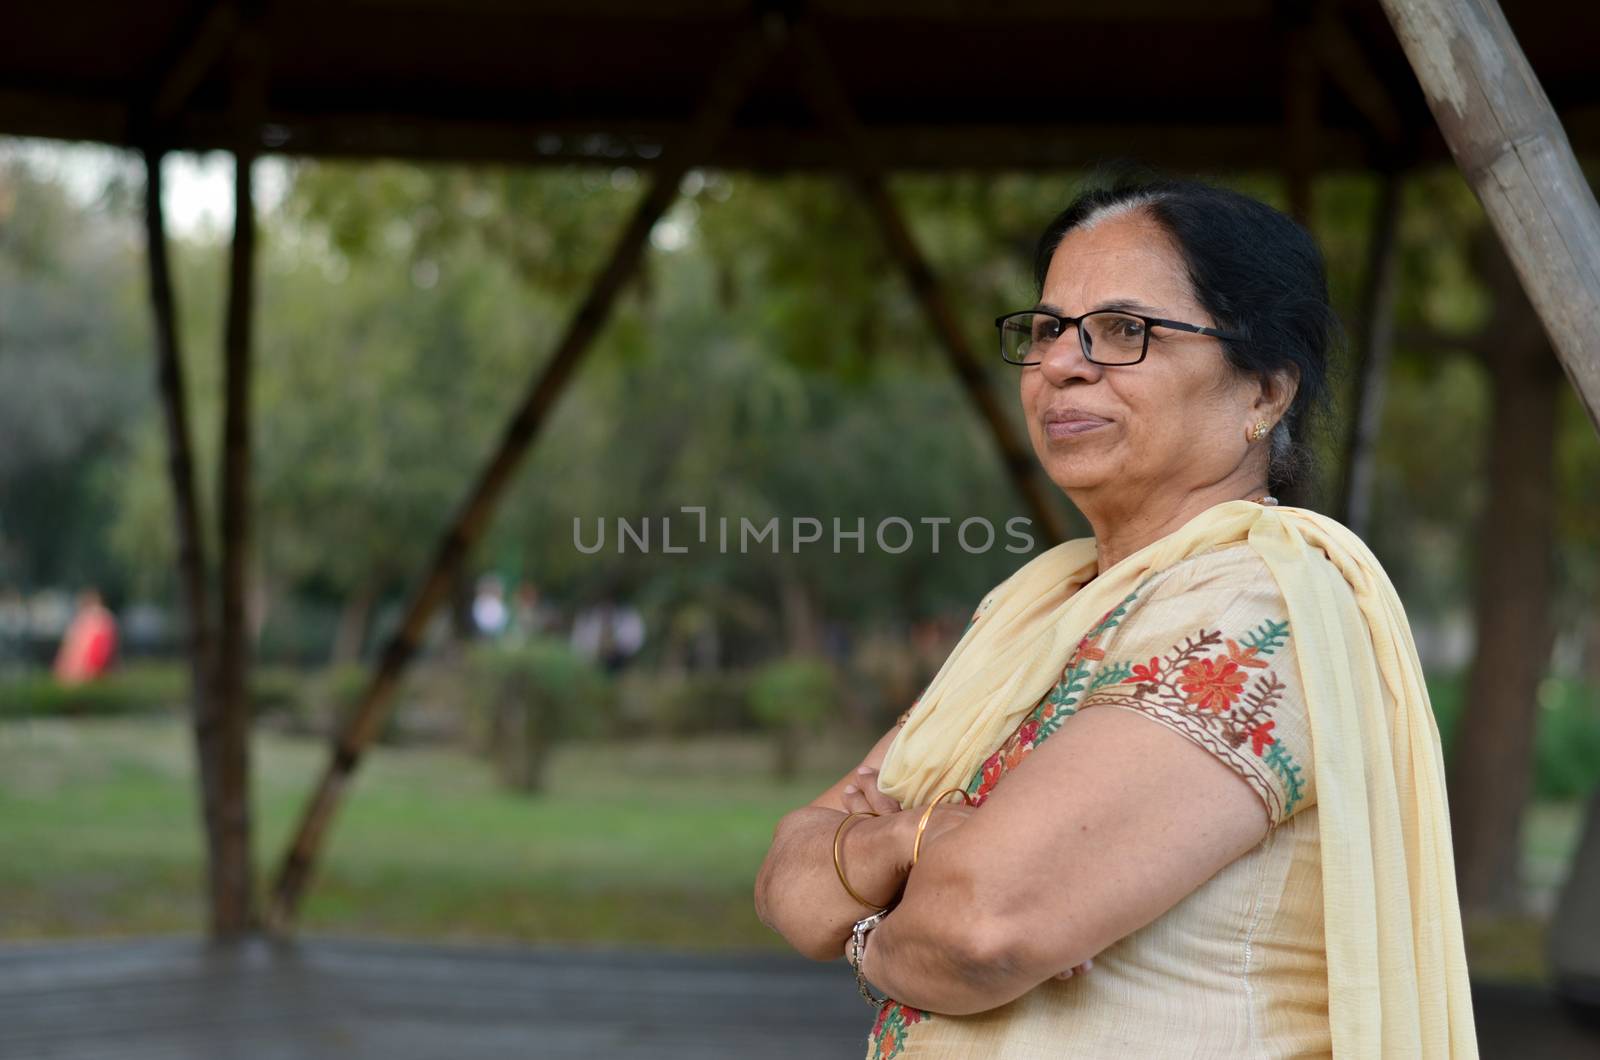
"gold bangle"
833,810,882,909
911,786,975,869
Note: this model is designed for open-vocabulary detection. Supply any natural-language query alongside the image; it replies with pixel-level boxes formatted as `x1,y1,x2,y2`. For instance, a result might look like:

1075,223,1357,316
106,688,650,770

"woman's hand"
840,765,903,817
911,801,977,856
845,768,991,879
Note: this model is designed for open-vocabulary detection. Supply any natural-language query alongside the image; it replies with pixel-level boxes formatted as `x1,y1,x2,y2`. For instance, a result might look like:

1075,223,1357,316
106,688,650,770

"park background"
2,137,1598,982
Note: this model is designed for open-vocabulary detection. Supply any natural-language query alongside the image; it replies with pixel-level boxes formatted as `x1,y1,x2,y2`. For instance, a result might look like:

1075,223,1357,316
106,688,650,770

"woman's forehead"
1041,215,1192,312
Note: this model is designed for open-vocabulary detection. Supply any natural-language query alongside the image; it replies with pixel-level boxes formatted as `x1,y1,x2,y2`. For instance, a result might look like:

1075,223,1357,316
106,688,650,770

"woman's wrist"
839,810,916,909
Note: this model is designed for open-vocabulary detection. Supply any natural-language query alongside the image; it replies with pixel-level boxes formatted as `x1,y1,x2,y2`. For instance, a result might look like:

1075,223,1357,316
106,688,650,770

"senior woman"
754,179,1478,1058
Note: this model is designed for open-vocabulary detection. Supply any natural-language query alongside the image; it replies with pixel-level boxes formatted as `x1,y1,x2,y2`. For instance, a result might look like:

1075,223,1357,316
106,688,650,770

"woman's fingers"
853,767,902,815
1055,959,1094,980
840,784,872,815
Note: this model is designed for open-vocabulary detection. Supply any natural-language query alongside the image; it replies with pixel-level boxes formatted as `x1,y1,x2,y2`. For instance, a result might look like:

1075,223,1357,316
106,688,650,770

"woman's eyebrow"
1093,297,1167,316
1033,298,1168,316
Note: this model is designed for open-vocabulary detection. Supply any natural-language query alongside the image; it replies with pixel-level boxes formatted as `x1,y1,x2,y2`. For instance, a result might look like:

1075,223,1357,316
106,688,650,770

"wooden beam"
1335,171,1404,538
200,114,1386,174
149,0,243,126
790,22,1071,548
264,21,784,930
0,91,127,144
0,79,1404,174
142,147,227,931
1312,6,1407,148
1282,4,1321,225
1380,0,1600,435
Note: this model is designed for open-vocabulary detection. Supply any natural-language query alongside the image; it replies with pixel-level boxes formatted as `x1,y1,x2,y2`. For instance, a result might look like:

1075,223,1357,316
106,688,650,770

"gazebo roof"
4,0,1597,171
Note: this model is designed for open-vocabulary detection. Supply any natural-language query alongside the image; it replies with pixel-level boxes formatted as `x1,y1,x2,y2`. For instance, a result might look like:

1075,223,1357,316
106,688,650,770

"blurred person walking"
52,588,117,684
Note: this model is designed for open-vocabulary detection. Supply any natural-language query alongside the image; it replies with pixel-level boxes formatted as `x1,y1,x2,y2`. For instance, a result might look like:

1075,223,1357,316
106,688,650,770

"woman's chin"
1042,458,1118,495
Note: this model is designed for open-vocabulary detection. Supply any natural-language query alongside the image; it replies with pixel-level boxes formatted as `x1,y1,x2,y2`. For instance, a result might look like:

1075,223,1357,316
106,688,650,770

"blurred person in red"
53,589,118,684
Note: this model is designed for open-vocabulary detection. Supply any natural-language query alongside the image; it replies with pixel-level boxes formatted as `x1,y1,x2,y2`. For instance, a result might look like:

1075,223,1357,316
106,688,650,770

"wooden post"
1336,171,1404,538
1379,0,1600,434
142,147,227,929
1447,236,1563,914
790,23,1070,547
213,137,258,937
210,24,270,937
265,24,782,929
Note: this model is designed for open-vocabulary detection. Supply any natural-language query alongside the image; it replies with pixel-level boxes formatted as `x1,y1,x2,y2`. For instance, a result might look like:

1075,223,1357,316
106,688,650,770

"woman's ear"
1255,366,1300,422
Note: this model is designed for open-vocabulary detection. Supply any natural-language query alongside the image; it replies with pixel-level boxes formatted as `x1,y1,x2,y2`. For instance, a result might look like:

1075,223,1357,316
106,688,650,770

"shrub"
620,670,753,737
466,638,608,793
748,656,837,780
1,661,310,725
0,661,187,718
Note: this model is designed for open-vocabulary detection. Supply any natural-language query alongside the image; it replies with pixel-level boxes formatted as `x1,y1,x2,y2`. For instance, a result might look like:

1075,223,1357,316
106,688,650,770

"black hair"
1032,176,1342,491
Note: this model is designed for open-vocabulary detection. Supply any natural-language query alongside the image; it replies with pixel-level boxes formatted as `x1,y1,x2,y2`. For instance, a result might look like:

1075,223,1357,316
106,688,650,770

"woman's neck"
1078,479,1270,576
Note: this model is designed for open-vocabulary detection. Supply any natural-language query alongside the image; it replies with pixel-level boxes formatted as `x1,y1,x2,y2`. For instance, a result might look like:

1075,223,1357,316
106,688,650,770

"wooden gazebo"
3,0,1597,951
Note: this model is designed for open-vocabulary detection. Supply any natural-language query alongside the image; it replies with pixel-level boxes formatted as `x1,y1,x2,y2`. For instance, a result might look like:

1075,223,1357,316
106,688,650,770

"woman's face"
1020,210,1280,505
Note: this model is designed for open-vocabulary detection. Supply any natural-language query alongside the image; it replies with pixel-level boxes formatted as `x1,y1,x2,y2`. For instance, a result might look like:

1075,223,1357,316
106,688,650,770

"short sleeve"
1074,544,1316,827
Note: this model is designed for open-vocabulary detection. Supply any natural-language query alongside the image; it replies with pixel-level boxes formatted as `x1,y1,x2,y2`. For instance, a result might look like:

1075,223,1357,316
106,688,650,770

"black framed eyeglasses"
995,309,1246,366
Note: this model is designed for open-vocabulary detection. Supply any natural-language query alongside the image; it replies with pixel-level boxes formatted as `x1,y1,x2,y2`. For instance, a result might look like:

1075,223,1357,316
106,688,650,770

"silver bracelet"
847,909,891,1007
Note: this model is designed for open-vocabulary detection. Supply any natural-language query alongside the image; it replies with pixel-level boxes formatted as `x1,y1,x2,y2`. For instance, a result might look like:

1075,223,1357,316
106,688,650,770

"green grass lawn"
0,717,1585,982
0,716,866,950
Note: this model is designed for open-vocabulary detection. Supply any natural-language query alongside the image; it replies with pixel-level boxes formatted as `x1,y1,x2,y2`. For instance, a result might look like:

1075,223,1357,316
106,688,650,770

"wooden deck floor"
1,936,1596,1058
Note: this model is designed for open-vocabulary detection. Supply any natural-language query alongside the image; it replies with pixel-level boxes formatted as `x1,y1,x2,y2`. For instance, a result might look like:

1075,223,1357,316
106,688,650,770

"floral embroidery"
964,590,1141,805
1248,719,1276,755
1102,617,1306,819
1177,657,1248,712
868,1000,927,1059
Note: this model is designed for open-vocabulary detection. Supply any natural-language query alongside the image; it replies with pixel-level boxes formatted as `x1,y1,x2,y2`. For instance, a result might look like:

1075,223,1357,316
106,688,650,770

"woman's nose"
1037,330,1099,386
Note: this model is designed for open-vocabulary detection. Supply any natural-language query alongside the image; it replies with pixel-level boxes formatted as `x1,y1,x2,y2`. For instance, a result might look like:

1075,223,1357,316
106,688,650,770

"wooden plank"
264,22,785,929
1380,0,1600,434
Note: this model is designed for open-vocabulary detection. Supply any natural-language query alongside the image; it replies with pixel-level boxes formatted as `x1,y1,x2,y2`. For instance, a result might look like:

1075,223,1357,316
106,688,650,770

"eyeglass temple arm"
1150,318,1245,342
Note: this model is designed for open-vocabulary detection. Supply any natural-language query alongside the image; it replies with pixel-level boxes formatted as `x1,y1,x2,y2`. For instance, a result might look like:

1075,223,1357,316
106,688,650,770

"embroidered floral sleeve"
1071,544,1316,827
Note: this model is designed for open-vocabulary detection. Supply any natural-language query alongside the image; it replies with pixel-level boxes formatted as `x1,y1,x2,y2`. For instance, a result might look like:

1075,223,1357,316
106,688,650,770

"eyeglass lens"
1002,312,1149,365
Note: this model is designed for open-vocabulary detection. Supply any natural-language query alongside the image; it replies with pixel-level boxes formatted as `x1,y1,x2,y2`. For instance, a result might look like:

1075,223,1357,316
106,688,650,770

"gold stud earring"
1251,421,1270,442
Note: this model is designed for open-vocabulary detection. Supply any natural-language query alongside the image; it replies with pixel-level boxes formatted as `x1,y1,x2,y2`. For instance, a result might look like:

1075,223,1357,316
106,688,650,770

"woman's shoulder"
1137,541,1276,600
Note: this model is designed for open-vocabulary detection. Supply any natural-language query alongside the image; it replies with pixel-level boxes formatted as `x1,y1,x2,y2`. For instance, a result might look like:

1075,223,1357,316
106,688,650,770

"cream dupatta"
876,499,1478,1058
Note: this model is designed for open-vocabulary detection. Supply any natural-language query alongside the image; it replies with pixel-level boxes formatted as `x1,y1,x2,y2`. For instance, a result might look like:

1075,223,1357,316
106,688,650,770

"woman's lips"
1044,417,1111,439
